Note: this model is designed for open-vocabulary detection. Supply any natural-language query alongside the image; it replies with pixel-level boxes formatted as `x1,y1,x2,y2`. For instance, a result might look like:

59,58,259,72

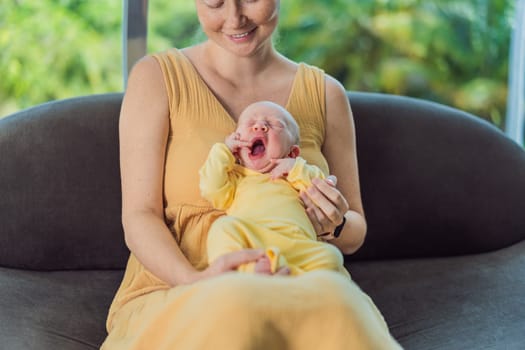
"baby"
199,101,345,275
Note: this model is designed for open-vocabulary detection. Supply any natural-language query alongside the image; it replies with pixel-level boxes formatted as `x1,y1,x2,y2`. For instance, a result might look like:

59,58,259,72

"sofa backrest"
1,92,525,269
349,91,525,260
0,93,128,270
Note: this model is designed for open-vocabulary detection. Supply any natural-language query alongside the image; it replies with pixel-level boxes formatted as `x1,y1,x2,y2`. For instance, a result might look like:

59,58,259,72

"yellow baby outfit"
201,142,345,275
101,48,402,350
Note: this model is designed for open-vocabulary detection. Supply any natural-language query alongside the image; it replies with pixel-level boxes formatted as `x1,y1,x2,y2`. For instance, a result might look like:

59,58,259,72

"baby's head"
235,101,300,172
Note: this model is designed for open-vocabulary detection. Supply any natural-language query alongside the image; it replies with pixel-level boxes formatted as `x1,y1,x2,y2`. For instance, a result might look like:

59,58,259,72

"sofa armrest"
0,93,128,270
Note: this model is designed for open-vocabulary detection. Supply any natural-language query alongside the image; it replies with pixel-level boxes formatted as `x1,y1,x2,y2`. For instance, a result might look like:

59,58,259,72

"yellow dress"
201,142,345,275
102,48,402,350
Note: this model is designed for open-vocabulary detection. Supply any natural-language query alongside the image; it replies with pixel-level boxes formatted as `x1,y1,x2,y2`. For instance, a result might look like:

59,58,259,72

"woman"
102,0,401,349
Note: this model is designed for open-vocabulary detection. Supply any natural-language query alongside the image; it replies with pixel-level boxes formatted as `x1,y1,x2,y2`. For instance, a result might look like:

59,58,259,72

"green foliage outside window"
0,0,515,129
278,0,514,128
0,1,121,115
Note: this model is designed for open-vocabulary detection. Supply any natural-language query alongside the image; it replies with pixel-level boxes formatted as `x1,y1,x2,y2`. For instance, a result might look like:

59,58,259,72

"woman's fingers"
211,249,265,273
207,250,291,277
305,186,342,226
311,178,348,211
300,176,349,237
300,192,326,234
326,175,337,187
226,249,266,268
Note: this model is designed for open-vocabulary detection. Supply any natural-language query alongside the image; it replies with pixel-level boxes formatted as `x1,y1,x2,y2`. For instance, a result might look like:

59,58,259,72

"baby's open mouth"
250,138,266,157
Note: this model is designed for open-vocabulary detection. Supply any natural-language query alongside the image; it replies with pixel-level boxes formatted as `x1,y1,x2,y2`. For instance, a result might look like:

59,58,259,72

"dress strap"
287,63,326,128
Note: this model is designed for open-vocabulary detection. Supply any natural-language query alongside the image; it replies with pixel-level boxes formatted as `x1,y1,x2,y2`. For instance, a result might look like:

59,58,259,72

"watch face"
334,216,346,238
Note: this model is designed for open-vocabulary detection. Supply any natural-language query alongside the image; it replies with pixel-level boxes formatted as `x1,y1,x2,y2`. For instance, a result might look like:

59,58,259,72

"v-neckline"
176,48,301,126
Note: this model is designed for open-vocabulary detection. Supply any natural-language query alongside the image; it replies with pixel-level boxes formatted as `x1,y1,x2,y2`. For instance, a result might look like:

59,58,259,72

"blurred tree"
0,0,515,129
0,0,121,116
276,0,514,127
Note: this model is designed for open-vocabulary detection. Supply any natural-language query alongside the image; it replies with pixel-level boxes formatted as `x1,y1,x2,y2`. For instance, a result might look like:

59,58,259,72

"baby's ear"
288,145,300,158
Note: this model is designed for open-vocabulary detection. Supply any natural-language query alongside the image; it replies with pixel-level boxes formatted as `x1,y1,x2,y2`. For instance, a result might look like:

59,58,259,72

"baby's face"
235,102,297,172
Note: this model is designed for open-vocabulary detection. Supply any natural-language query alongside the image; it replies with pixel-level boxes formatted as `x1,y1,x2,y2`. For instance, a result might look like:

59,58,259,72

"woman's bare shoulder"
128,55,164,85
324,74,348,102
125,55,167,102
321,74,351,130
121,55,169,124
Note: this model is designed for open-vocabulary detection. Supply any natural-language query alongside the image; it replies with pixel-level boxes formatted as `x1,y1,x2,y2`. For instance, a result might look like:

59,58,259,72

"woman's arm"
119,56,195,286
300,76,367,255
120,57,266,286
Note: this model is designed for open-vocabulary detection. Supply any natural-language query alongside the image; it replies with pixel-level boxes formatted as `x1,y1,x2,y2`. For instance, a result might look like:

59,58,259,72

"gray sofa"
1,92,524,349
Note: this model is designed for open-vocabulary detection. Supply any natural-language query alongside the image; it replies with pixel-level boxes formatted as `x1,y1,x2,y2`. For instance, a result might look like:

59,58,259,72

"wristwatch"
333,216,346,238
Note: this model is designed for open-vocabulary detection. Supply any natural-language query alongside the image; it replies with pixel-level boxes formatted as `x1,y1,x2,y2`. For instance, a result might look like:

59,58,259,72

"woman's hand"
187,249,290,284
300,175,349,241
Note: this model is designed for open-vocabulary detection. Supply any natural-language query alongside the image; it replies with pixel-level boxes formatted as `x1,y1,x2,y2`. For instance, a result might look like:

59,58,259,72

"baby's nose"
252,123,268,132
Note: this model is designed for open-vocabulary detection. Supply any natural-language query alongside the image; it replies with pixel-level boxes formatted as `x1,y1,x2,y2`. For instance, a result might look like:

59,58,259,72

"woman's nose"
224,2,247,28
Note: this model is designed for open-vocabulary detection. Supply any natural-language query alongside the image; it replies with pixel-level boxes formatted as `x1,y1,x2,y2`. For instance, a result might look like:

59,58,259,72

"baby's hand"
225,132,251,157
270,158,296,180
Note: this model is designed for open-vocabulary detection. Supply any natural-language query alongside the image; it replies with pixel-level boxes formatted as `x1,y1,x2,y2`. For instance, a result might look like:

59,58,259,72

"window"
1,0,518,138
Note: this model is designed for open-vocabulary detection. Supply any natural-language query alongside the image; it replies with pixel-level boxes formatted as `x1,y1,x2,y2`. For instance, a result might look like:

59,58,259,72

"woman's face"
195,0,280,56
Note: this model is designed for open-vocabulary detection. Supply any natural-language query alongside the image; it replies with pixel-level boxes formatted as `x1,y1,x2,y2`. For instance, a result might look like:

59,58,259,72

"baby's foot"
254,256,272,275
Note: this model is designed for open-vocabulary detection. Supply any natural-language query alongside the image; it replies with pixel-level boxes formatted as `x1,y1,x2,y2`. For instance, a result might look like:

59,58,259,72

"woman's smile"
227,27,257,42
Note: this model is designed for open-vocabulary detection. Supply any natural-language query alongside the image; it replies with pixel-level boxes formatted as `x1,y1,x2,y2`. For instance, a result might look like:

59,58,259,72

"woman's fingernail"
327,175,337,186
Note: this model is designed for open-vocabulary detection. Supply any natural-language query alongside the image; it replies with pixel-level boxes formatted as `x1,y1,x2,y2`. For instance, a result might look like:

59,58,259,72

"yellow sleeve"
286,157,326,192
199,143,238,210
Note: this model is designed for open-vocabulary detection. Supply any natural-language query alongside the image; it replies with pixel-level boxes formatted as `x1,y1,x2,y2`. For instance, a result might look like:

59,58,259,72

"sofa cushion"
0,267,123,350
1,241,522,350
0,93,128,270
348,240,525,349
349,92,525,260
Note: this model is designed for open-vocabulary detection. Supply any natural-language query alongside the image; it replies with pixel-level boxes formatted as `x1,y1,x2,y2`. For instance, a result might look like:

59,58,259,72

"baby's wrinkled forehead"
239,113,285,126
238,104,291,126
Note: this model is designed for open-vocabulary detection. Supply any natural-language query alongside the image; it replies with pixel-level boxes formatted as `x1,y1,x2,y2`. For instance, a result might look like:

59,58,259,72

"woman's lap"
102,271,401,350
